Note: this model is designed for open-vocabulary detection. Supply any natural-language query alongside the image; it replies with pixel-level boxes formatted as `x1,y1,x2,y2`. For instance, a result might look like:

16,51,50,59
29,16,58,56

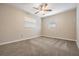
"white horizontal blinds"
47,20,56,29
49,22,56,28
24,17,36,28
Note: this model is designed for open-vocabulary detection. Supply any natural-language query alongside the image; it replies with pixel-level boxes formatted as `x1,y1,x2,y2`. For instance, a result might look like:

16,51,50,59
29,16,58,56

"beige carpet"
0,36,79,56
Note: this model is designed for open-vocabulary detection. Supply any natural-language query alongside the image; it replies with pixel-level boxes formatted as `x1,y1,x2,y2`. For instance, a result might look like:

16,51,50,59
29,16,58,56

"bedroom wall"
77,4,79,48
41,9,76,41
0,4,41,44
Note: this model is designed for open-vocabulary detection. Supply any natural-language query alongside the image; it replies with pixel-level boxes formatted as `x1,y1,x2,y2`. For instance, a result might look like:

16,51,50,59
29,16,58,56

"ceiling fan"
33,3,52,15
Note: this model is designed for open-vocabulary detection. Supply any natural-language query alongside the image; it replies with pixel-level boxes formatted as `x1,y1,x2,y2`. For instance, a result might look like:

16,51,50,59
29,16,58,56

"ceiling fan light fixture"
33,3,52,15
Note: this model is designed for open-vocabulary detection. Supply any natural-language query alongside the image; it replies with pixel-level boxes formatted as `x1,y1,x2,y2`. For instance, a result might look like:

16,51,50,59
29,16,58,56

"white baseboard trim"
0,35,40,46
0,35,76,46
41,35,76,41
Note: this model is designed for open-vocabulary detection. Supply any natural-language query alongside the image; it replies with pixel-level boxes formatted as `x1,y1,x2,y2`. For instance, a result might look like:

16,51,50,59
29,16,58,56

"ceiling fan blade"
44,3,48,7
43,13,45,15
33,7,39,10
35,11,39,14
45,9,52,11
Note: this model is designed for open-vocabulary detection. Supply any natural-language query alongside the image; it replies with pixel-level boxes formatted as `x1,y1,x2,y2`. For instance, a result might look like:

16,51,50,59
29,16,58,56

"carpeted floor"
0,36,79,56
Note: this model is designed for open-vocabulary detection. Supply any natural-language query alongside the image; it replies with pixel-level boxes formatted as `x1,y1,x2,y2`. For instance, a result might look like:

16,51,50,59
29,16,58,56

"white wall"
0,4,41,45
42,9,76,41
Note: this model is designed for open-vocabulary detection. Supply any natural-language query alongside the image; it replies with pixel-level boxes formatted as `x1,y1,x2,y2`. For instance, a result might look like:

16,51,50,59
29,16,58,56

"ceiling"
8,3,77,17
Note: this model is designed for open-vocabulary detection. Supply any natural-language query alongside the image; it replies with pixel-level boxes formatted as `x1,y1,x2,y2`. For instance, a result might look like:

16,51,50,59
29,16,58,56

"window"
24,17,36,28
49,22,56,28
48,21,56,28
